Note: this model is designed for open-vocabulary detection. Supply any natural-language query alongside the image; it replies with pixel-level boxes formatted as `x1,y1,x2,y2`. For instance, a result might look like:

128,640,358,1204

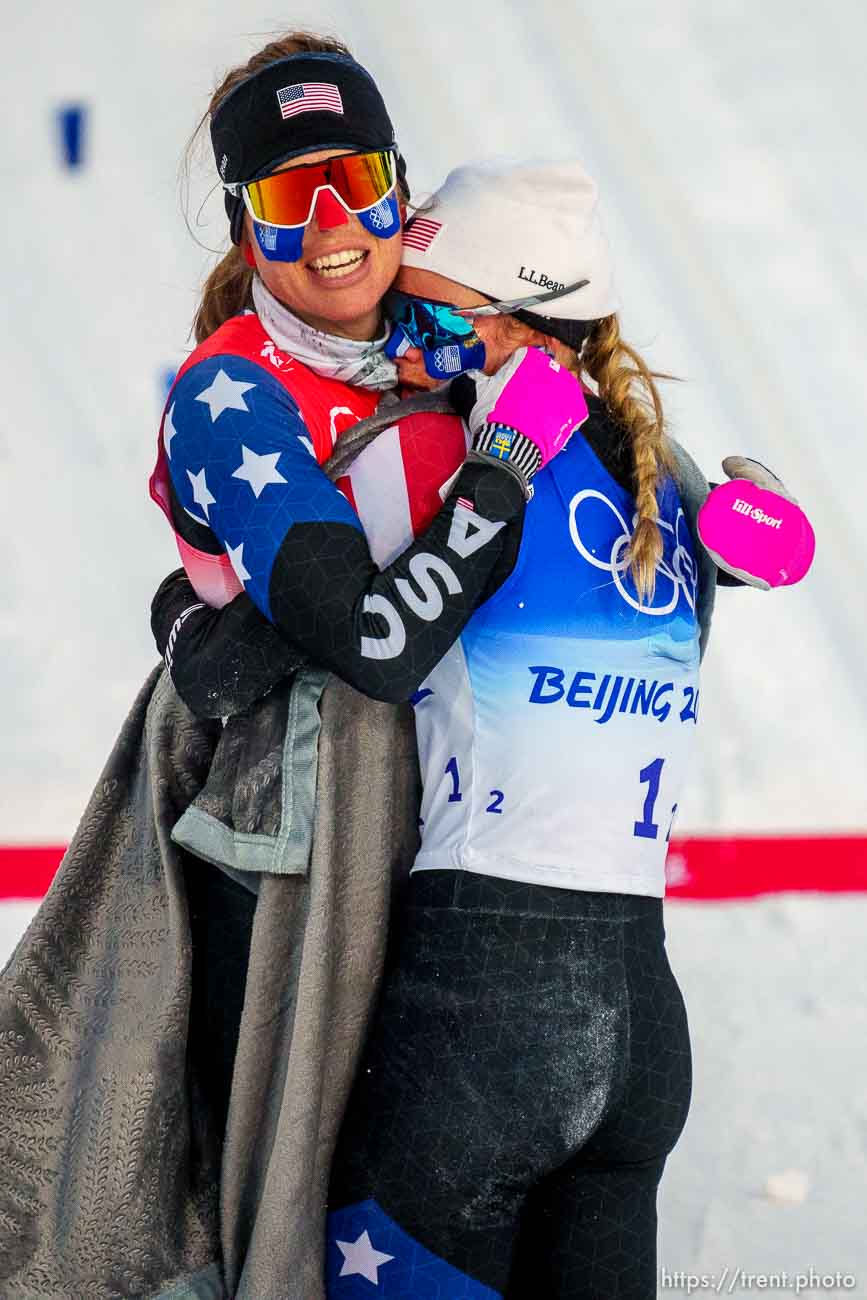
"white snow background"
1,2,865,1294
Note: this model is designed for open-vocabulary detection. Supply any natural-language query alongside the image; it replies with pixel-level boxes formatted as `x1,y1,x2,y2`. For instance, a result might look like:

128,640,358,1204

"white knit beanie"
401,158,619,323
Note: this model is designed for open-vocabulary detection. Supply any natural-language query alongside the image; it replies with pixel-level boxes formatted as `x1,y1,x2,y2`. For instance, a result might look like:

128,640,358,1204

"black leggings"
326,869,692,1299
184,859,256,1142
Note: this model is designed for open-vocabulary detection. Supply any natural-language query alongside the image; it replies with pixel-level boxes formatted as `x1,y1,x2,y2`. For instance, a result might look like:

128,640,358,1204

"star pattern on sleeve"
195,367,256,421
163,353,363,622
232,445,288,498
163,402,178,458
186,466,216,521
225,540,252,584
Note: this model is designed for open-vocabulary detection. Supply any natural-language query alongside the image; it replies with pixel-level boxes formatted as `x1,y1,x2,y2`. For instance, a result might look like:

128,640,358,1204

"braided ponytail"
580,316,678,602
505,312,679,601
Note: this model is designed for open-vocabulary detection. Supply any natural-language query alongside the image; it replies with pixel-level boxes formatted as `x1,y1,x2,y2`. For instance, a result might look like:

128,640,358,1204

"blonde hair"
507,314,678,602
184,31,356,345
580,316,678,601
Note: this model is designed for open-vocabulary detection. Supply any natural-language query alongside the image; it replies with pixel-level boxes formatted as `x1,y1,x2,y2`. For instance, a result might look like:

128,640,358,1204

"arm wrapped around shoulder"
697,457,816,590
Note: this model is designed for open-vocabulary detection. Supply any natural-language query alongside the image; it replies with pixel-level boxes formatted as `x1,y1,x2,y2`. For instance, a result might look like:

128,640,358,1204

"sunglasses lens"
244,150,396,226
245,173,314,225
332,150,396,209
387,292,480,349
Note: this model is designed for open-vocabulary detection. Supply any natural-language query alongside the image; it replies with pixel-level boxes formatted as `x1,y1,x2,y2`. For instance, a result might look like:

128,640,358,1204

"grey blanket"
0,393,714,1298
0,667,420,1299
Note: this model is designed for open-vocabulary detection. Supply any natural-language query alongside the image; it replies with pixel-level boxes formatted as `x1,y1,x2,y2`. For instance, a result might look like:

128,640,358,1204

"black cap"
210,51,407,244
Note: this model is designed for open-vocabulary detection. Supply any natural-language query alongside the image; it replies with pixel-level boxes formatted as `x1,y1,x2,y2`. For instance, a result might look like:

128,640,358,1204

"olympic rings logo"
568,489,697,616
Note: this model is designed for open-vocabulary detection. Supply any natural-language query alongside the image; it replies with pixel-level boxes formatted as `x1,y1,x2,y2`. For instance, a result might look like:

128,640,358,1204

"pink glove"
697,457,815,589
452,346,589,482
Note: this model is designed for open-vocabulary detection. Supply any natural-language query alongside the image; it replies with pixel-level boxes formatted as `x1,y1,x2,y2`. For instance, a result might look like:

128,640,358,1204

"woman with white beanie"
154,155,813,1299
326,157,700,1300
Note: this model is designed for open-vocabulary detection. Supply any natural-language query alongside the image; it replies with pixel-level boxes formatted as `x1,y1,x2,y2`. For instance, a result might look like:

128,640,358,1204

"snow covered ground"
1,903,38,972
659,894,866,1295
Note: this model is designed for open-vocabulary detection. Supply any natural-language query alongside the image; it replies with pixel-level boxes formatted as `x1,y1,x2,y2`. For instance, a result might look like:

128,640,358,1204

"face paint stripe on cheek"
244,206,403,333
254,222,305,262
357,192,401,240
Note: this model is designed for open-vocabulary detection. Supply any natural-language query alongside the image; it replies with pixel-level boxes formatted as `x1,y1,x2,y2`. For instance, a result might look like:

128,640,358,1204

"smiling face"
242,148,403,341
391,267,550,390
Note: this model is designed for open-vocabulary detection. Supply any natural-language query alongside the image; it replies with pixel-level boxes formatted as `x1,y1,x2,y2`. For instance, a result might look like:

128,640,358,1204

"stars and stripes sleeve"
165,354,366,620
161,354,526,705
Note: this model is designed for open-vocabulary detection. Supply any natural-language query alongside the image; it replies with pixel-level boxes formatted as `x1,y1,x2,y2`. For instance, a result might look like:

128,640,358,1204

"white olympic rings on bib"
568,489,697,615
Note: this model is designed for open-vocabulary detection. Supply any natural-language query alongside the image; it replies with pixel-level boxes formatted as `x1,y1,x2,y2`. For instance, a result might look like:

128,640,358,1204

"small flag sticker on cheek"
402,217,443,251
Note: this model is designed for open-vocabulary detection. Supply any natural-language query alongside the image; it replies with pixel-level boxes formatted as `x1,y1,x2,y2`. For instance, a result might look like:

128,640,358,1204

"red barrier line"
1,846,67,899
664,834,867,899
1,837,866,902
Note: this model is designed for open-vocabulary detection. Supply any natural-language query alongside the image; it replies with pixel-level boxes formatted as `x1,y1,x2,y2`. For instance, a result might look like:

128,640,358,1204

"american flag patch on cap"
402,217,443,251
276,83,344,120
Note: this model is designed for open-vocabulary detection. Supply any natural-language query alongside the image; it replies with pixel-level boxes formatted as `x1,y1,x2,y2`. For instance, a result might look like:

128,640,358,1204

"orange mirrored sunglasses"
224,149,397,229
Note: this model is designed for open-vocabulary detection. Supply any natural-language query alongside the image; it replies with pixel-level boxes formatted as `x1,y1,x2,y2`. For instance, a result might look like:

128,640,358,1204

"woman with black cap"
151,30,584,705
153,32,814,1300
148,26,588,1231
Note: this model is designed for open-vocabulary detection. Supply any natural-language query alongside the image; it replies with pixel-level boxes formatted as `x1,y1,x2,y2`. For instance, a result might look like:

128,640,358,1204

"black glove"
151,569,304,719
